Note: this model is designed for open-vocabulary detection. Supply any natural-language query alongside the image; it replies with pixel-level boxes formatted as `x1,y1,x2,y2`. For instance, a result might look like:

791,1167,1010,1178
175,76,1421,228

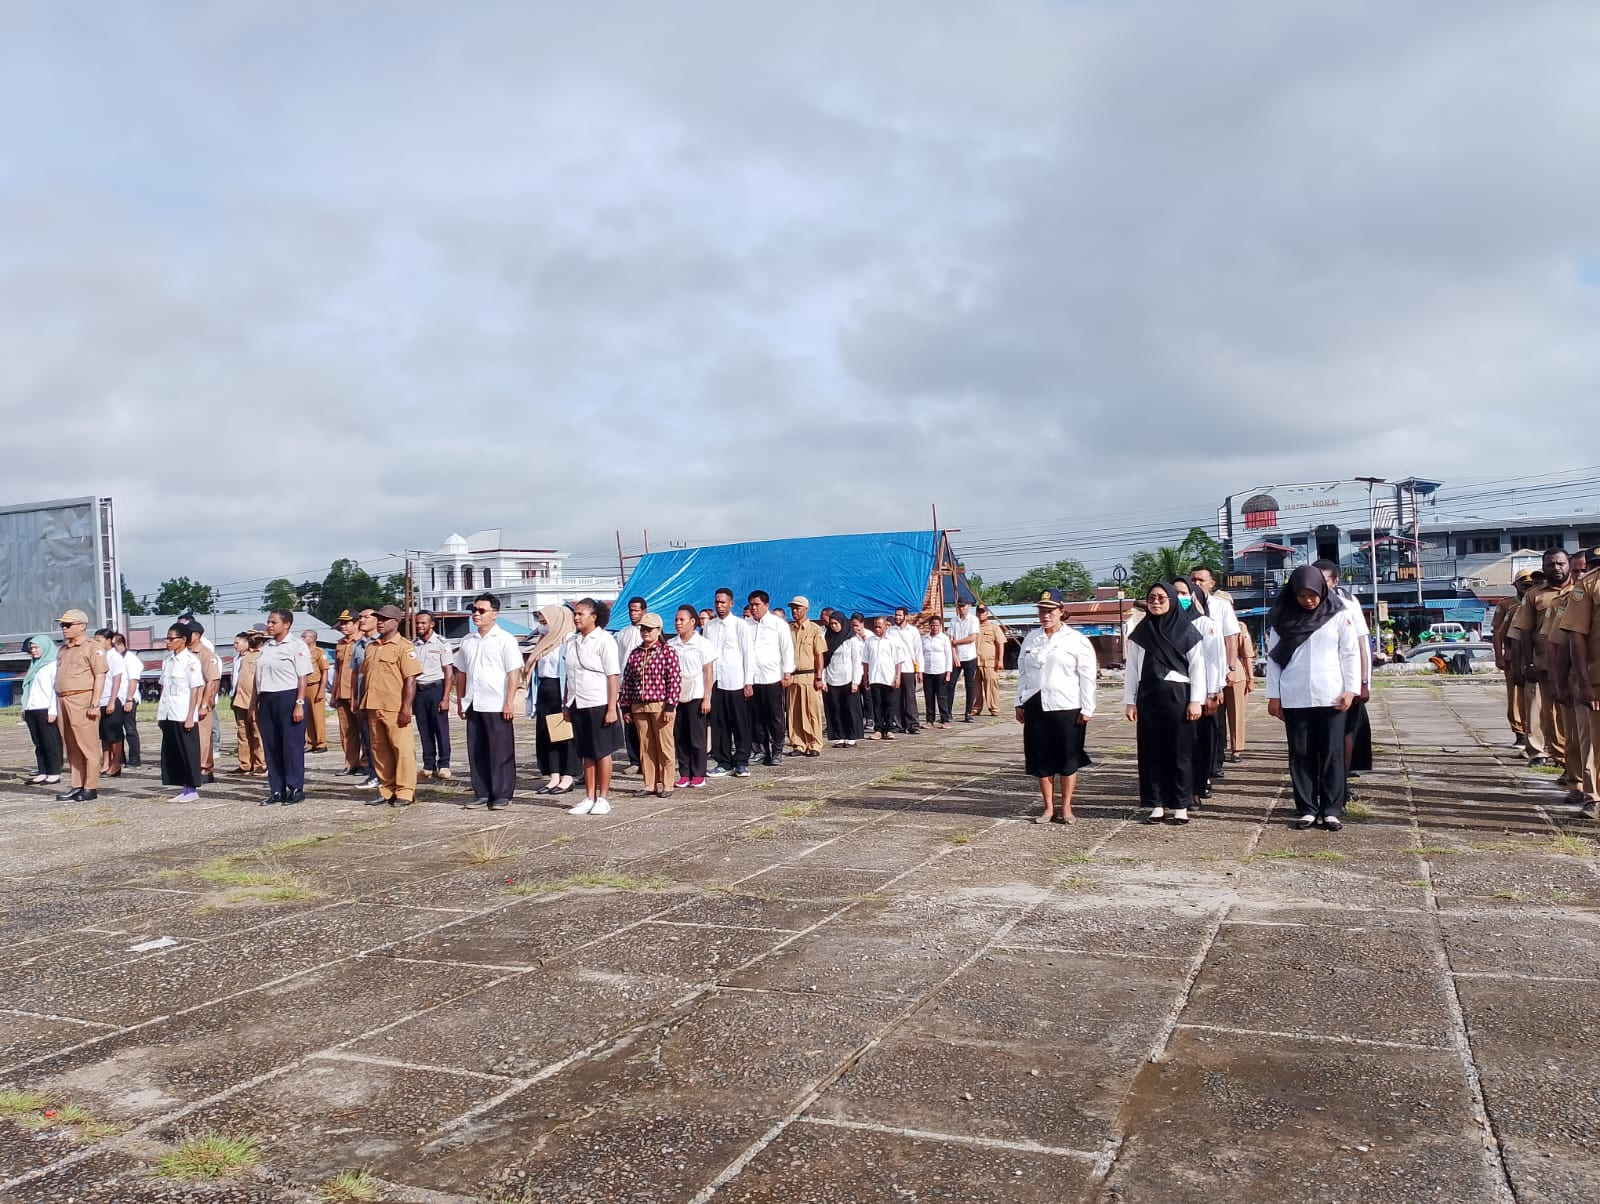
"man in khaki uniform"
330,611,365,775
1492,571,1537,749
785,596,827,755
1552,548,1598,811
53,608,106,800
1560,545,1600,820
230,631,265,775
1224,623,1255,756
1509,548,1573,767
302,630,330,752
363,604,421,806
974,605,1007,716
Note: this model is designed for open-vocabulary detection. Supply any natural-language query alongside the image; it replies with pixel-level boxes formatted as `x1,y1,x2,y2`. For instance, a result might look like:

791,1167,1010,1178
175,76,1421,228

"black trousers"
824,686,864,741
675,702,710,779
259,689,307,796
414,682,451,770
25,709,63,775
1136,680,1195,810
534,677,576,778
923,674,955,724
159,718,202,789
711,687,751,770
1283,706,1349,819
120,701,142,765
466,707,517,802
869,683,897,734
898,672,920,733
624,709,641,767
956,659,978,717
1192,710,1216,796
1211,704,1227,777
750,681,786,760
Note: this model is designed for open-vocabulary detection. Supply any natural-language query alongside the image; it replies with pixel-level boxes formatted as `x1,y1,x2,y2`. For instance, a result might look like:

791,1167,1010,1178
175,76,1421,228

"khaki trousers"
235,710,265,774
785,675,824,752
1224,675,1249,751
1530,678,1565,762
633,708,675,792
368,708,418,802
976,666,1000,715
335,700,364,770
199,709,215,775
1505,674,1530,738
1564,701,1596,800
305,692,328,750
60,697,101,790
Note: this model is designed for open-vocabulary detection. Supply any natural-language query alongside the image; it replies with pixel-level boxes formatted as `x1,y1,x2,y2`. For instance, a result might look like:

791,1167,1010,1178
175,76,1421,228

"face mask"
1177,595,1193,611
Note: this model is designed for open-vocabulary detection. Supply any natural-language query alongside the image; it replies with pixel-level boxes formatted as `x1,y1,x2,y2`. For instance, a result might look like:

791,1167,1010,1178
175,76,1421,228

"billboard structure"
0,496,120,645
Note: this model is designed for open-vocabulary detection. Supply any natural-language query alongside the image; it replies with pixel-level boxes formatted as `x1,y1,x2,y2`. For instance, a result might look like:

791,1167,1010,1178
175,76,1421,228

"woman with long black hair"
1123,583,1207,824
1265,566,1362,831
1171,576,1227,809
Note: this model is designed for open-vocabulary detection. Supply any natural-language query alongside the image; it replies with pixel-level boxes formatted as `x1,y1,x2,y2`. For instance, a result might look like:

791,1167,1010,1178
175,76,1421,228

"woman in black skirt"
1014,589,1097,824
1123,583,1207,824
21,634,64,785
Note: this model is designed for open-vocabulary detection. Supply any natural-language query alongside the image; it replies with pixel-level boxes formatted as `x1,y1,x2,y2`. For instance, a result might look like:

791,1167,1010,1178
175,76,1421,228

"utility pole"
1357,476,1386,634
403,557,414,639
1410,478,1423,607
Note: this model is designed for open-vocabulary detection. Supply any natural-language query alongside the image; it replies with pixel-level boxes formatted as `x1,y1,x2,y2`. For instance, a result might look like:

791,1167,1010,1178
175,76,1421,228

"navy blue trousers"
259,689,307,797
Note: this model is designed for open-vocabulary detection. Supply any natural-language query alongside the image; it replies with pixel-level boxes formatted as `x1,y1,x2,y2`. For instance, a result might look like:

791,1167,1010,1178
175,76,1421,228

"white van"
1426,622,1467,643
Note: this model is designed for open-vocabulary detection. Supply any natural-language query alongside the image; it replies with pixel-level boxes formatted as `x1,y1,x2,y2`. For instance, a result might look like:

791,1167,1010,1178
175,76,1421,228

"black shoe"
81,789,99,801
260,793,282,806
365,794,390,806
1225,752,1241,763
1198,786,1213,799
1323,816,1343,831
463,797,490,809
963,715,974,723
487,799,509,810
770,754,784,765
1213,768,1226,780
201,773,216,785
55,788,85,802
287,788,305,805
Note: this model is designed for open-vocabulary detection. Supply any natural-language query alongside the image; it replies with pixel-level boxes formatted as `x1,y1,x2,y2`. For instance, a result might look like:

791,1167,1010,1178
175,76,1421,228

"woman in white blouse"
1171,577,1227,810
1014,590,1097,824
1123,584,1207,824
921,616,955,727
21,634,63,785
821,612,865,747
1265,566,1361,831
157,624,207,803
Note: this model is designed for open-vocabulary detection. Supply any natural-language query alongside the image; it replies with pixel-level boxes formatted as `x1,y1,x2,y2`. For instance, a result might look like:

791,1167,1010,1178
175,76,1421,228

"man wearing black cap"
363,605,421,806
253,608,313,805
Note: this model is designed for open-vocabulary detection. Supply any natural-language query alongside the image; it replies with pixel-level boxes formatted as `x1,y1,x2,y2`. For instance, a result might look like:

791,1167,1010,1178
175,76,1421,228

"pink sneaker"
688,777,706,789
674,776,691,788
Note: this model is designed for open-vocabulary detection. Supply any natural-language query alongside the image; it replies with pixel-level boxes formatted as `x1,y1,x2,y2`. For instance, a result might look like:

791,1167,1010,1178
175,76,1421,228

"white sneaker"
590,797,612,815
435,767,452,780
1145,807,1165,822
567,798,596,815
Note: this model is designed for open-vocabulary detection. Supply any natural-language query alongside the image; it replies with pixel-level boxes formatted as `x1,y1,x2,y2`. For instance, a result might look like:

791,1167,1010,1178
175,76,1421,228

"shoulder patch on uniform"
406,650,418,659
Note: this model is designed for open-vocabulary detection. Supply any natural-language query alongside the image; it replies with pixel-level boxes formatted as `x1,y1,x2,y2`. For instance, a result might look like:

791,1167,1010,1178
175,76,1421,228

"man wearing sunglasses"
453,592,523,809
53,609,107,800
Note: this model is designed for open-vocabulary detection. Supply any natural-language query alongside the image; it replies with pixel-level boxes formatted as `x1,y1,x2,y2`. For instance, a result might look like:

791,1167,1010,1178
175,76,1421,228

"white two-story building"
415,531,621,633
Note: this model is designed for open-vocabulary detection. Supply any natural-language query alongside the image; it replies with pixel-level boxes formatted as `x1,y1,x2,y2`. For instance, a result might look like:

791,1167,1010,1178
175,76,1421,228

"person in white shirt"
562,597,623,815
821,612,865,747
863,615,902,739
1124,584,1208,825
93,628,126,777
21,634,63,784
949,600,981,722
253,608,314,806
921,616,955,728
1191,566,1241,776
669,605,717,788
1172,577,1227,810
705,587,754,777
452,591,525,809
744,590,795,766
113,633,144,767
524,603,577,796
891,607,922,734
614,595,647,774
1316,559,1375,783
157,624,206,802
1266,566,1361,831
1015,590,1097,824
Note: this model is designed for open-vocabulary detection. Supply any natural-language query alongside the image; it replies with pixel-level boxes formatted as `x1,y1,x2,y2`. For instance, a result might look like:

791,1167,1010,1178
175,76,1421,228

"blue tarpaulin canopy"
609,530,973,630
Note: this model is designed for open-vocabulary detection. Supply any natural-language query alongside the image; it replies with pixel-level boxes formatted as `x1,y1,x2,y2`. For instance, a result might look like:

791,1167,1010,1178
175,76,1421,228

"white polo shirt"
949,611,980,663
256,636,312,693
864,633,901,687
704,616,751,690
157,650,205,722
453,623,524,711
97,648,124,708
922,633,953,675
745,613,795,685
564,628,621,708
668,632,716,703
120,650,143,702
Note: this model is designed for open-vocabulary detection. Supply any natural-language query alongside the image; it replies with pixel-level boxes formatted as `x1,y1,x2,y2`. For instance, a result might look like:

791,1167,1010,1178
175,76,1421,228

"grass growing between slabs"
156,1132,261,1180
502,870,672,897
317,1169,381,1202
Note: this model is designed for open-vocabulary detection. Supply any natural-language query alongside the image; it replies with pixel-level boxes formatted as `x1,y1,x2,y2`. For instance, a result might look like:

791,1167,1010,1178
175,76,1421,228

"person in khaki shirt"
330,611,366,774
974,606,1007,716
1509,549,1572,766
53,608,107,800
302,630,329,752
1223,623,1255,756
1553,548,1599,813
230,631,266,775
363,604,421,806
1493,572,1537,749
785,596,827,755
1560,546,1600,820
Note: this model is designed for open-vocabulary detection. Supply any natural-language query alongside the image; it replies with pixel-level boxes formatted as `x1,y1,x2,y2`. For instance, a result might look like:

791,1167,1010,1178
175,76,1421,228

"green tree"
153,576,219,614
1126,527,1227,597
993,559,1095,603
120,574,147,616
314,559,404,623
261,578,298,611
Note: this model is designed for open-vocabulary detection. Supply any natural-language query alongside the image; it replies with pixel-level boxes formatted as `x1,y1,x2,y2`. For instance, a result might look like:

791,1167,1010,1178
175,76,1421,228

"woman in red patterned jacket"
620,612,682,798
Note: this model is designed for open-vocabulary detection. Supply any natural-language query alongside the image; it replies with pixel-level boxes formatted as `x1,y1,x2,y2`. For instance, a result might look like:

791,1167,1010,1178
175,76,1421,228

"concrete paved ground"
0,678,1595,1202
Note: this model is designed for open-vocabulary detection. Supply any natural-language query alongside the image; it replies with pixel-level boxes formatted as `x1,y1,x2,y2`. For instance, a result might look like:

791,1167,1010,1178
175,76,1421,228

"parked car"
1398,641,1496,674
1420,622,1472,643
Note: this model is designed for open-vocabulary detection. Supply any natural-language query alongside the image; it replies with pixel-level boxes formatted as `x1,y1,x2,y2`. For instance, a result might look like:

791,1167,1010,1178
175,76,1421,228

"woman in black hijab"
1123,583,1209,823
1265,565,1362,830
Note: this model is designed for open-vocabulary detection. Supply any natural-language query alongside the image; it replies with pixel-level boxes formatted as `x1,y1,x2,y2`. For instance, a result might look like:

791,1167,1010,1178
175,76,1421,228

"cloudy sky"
4,0,1598,599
